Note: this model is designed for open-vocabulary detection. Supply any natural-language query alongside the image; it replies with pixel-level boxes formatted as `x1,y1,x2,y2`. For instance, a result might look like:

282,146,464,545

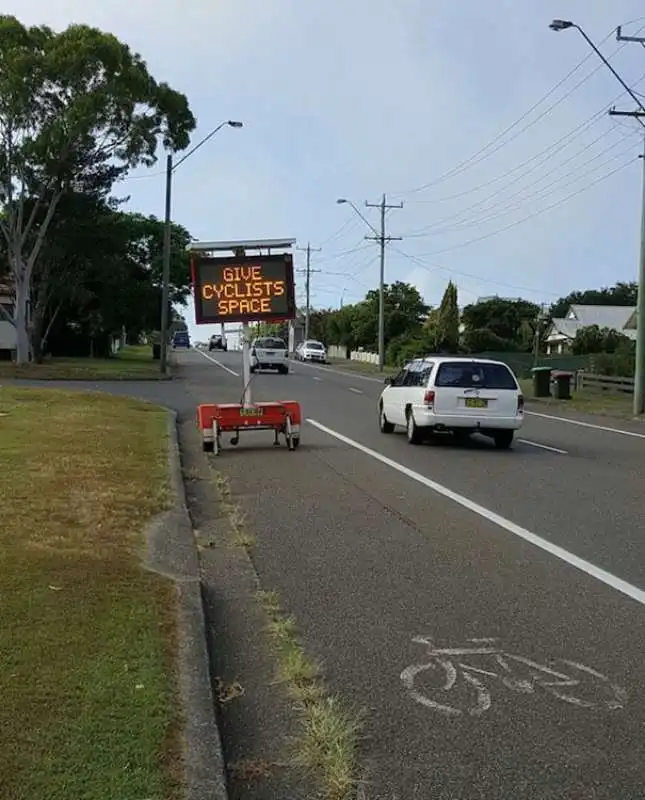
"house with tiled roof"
545,304,637,354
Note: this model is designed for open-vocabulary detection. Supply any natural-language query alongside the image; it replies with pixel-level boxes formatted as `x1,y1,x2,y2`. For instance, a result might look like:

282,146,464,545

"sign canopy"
192,252,296,325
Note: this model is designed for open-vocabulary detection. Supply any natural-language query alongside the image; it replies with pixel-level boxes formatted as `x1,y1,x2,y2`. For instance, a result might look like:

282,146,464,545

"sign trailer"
191,239,302,455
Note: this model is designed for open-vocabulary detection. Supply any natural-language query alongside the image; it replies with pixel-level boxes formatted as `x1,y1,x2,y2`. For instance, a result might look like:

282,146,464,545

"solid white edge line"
301,362,645,440
348,387,363,394
196,348,240,376
306,417,645,608
517,438,568,455
525,410,645,439
297,360,384,383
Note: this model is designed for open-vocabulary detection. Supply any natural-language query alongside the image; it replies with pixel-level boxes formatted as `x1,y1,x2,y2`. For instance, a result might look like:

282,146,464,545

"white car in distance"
250,336,289,374
378,356,524,449
298,339,327,363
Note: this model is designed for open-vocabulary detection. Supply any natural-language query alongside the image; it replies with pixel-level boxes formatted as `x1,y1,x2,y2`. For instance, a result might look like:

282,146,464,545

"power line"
409,132,640,238
392,246,560,299
413,157,637,258
393,24,644,198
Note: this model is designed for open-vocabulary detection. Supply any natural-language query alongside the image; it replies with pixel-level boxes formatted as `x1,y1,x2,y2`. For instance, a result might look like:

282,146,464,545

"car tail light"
423,390,435,406
517,394,524,413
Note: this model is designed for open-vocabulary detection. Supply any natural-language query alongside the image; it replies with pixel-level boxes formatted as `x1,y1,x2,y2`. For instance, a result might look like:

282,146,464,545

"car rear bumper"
413,407,524,431
253,360,288,369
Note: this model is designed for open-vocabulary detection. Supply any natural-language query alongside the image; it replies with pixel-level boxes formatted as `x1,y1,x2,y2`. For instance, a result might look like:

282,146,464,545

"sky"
7,0,645,342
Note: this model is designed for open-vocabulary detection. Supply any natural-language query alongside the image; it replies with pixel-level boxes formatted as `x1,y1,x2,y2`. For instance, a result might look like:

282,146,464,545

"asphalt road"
175,348,645,799
30,352,645,798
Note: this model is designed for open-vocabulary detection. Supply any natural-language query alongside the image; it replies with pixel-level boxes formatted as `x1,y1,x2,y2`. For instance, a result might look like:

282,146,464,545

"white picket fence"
326,345,380,364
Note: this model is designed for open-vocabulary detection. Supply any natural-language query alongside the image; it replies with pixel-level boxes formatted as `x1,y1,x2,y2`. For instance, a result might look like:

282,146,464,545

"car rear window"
256,337,286,349
435,361,517,390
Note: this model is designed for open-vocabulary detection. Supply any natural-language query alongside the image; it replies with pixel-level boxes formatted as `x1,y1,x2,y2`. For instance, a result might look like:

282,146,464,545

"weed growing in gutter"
211,471,364,799
258,589,363,800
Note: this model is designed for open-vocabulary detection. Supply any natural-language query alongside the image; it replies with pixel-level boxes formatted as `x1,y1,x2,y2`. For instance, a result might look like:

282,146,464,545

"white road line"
313,376,322,381
196,348,240,376
348,387,363,394
307,418,645,608
298,361,384,383
517,438,568,455
526,410,645,439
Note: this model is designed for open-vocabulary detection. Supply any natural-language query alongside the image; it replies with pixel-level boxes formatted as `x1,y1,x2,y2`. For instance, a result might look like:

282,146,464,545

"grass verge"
0,386,180,800
519,378,638,419
210,472,362,800
327,358,389,376
0,344,169,381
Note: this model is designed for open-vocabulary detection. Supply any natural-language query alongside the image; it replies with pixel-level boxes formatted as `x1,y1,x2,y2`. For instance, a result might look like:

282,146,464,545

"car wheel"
379,406,395,434
406,409,422,444
493,430,514,450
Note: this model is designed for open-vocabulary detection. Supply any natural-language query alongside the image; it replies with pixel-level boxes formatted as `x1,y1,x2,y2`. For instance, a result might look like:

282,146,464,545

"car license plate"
265,351,275,356
465,397,488,409
240,406,264,417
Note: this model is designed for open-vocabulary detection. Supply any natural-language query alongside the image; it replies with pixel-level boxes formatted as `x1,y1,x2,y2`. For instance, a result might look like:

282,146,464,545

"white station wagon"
378,356,524,449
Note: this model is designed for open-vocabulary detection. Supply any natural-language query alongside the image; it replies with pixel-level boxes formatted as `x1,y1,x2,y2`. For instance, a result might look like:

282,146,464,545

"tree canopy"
549,282,638,318
0,15,196,361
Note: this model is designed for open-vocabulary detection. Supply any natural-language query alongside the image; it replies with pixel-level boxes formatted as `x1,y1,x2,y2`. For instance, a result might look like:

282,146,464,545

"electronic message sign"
192,253,296,324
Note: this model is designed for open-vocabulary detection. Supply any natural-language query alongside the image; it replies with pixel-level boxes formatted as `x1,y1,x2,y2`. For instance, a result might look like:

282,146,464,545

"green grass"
0,387,180,800
519,378,639,419
0,344,169,381
327,357,389,375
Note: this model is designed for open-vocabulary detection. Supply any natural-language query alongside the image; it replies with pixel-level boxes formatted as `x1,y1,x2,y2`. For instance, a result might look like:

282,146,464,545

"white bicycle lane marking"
307,419,645,607
401,636,628,717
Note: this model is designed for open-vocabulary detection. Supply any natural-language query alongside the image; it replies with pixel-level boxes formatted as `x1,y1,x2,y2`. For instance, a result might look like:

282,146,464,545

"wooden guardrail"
578,372,634,395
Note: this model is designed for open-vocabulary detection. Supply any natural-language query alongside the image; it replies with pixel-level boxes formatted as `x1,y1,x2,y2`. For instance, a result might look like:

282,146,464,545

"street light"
549,19,645,415
159,120,244,373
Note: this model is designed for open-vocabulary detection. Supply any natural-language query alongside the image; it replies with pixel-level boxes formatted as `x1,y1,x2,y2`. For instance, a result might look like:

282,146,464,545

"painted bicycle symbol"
400,636,628,717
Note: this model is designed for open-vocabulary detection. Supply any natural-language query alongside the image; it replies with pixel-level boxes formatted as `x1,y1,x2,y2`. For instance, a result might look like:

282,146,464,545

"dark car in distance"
172,330,190,348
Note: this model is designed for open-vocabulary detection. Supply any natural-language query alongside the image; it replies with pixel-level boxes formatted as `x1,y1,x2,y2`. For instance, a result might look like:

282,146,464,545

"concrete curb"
145,411,228,800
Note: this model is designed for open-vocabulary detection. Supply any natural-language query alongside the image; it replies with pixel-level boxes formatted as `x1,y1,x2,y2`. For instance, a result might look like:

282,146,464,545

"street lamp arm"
337,198,380,237
550,20,645,114
173,120,243,170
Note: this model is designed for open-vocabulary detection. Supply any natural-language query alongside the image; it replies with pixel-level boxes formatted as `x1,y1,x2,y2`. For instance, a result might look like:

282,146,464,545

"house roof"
547,304,638,342
567,304,636,329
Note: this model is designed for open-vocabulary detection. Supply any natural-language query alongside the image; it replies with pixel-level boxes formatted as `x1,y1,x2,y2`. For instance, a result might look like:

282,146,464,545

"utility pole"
365,194,403,371
550,20,645,414
297,243,321,340
533,303,548,367
159,153,173,375
610,24,645,416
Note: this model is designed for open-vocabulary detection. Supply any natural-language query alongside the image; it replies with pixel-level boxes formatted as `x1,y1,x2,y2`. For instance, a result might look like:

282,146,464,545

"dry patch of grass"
258,589,363,800
0,386,180,800
0,344,169,381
